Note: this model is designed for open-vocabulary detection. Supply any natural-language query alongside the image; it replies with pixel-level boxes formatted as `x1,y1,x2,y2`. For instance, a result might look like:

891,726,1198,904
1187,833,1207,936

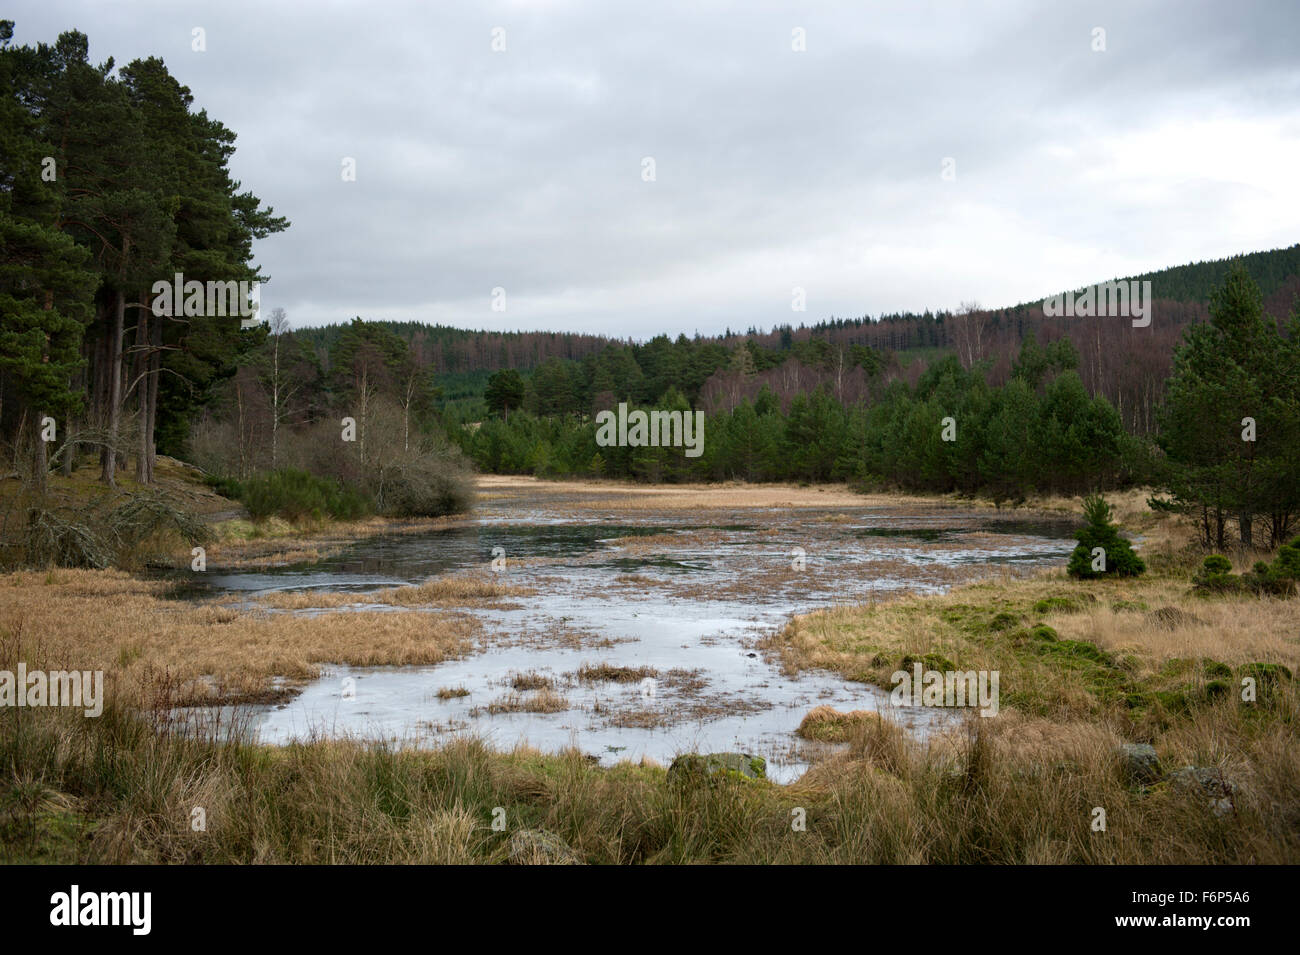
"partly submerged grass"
0,569,479,706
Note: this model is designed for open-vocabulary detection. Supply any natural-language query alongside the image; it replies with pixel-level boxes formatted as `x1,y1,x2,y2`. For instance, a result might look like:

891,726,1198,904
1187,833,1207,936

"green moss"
989,611,1020,631
1160,657,1196,677
901,652,956,672
1039,639,1113,666
1110,599,1148,612
1240,662,1292,684
1202,659,1233,679
1204,680,1230,700
1032,595,1093,615
1155,689,1191,713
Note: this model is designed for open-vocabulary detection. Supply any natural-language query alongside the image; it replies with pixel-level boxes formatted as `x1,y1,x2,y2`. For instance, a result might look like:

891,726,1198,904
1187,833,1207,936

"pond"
193,485,1078,782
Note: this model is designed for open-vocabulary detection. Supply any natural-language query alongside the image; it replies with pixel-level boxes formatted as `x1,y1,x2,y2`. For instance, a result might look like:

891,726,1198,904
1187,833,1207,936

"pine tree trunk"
136,304,150,483
31,413,48,499
61,416,74,477
100,288,125,486
146,309,161,480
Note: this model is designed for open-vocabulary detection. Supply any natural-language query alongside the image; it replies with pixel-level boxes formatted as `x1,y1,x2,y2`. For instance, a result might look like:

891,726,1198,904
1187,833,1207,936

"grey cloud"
9,0,1300,335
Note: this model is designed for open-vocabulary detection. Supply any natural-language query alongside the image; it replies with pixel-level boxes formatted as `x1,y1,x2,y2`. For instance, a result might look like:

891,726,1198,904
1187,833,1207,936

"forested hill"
292,244,1299,438
291,323,618,378
297,243,1300,379
1060,243,1300,306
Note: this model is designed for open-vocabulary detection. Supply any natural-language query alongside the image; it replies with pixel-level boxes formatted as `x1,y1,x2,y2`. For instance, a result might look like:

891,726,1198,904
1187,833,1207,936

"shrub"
240,469,371,522
373,459,474,518
202,474,244,499
1067,494,1146,578
1192,554,1242,593
1196,543,1300,597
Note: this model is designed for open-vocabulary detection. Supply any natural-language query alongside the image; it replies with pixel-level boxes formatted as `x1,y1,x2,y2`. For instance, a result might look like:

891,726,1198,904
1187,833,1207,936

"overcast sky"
11,1,1300,337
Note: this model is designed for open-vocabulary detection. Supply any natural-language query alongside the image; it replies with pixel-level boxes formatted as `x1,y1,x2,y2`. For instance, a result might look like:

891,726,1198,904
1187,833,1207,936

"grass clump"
796,706,880,742
577,663,658,684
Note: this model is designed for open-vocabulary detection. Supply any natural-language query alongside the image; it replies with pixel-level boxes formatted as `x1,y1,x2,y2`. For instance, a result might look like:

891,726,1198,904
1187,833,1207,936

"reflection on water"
190,496,1078,783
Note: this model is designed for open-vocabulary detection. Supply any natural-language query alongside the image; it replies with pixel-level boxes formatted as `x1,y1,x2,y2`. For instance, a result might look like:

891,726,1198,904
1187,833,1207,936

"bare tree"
265,307,295,469
950,300,987,369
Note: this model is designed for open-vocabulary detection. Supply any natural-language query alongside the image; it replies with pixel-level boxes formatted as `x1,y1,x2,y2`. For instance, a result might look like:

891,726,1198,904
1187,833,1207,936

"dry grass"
477,689,569,715
796,705,882,742
0,569,478,706
4,695,1296,863
475,474,951,510
577,662,658,684
253,575,532,611
767,567,1299,729
508,670,554,691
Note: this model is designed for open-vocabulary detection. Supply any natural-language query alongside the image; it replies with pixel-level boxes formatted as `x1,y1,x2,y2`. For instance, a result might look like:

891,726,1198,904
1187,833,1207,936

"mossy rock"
1154,689,1191,714
1115,743,1162,786
1008,623,1060,650
667,752,767,785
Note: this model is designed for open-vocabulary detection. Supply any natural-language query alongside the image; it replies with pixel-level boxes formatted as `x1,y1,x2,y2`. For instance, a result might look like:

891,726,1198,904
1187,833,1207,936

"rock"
667,752,767,784
1116,743,1162,785
507,828,583,865
1169,766,1237,817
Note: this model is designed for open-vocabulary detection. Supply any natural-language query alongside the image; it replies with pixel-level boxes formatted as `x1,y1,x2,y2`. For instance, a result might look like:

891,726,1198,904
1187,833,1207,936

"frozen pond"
192,486,1078,782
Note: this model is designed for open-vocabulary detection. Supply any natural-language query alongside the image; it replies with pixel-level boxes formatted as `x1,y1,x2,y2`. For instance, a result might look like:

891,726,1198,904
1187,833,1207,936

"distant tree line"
458,338,1139,498
459,266,1300,554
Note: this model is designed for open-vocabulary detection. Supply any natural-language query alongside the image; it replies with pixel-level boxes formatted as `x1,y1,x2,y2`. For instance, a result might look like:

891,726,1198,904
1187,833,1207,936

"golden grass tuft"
796,705,882,742
479,689,569,715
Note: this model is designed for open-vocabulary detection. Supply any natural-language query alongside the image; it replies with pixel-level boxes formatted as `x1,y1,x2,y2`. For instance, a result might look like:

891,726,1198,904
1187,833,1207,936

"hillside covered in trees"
296,243,1300,438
